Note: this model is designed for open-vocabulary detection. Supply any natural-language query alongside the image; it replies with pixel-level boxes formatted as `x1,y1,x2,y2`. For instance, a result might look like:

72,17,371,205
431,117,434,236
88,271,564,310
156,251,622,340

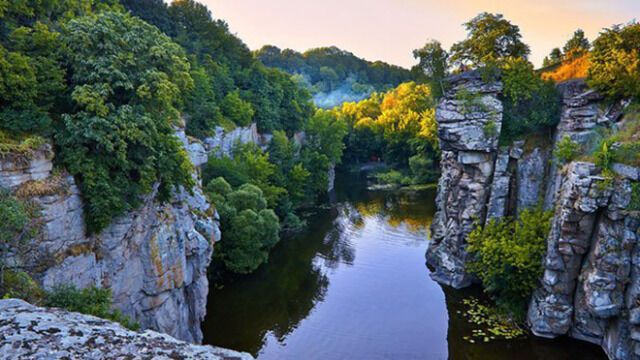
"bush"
554,135,581,165
46,285,139,330
1,270,45,304
467,208,553,317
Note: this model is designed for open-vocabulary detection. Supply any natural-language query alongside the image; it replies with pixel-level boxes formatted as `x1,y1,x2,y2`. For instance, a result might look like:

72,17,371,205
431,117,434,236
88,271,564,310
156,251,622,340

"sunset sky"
201,0,639,69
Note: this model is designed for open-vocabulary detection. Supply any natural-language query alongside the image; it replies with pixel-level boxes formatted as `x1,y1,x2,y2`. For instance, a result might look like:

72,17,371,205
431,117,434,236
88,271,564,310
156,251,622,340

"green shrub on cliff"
467,207,553,317
46,285,139,330
56,12,195,233
554,135,581,165
0,191,41,292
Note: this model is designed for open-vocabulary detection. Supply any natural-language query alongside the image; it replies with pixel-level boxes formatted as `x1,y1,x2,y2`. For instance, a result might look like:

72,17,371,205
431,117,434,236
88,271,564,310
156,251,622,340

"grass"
0,131,49,163
540,55,590,83
15,175,69,199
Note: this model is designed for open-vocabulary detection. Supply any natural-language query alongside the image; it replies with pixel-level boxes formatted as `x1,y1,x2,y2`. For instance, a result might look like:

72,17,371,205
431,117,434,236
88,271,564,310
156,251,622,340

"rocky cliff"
426,70,503,288
1,126,220,344
0,299,253,359
428,73,640,359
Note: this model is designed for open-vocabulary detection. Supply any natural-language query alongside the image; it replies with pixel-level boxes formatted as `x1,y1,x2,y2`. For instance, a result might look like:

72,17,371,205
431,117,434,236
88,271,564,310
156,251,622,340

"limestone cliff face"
426,70,503,288
0,299,254,359
2,126,219,344
428,72,640,359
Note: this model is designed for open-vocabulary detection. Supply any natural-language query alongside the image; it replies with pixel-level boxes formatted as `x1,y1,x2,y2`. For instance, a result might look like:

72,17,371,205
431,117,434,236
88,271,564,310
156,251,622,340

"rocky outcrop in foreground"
428,73,640,359
2,126,219,344
0,299,253,360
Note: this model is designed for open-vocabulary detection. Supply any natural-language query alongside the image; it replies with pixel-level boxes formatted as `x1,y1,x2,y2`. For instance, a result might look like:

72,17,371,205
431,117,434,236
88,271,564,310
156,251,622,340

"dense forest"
255,45,416,108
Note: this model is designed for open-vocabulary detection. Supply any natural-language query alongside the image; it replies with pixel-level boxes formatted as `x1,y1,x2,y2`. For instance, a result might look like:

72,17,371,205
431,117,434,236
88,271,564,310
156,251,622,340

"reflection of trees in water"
203,184,437,357
350,190,435,234
203,210,335,355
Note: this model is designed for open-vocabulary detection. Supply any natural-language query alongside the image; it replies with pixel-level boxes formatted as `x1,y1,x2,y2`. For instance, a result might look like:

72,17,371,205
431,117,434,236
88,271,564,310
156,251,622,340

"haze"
201,0,639,68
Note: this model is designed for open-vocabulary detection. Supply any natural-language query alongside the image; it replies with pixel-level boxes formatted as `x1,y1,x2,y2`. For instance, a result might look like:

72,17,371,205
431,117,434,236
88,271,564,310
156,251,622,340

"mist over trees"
255,45,414,108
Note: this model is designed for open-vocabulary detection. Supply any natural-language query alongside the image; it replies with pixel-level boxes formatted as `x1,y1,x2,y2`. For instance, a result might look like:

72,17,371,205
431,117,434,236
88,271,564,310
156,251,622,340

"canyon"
427,71,640,359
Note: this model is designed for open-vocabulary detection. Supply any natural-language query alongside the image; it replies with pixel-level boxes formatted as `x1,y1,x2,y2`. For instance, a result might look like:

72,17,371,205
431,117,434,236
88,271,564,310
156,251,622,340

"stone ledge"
0,299,254,360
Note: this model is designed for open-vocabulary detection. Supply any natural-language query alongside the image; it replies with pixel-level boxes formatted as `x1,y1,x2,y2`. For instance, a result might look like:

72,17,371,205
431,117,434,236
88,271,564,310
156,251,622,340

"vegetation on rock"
467,208,553,317
46,284,139,330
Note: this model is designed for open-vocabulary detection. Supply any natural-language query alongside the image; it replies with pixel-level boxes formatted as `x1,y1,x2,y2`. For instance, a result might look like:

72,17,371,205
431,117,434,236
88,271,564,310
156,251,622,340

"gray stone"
427,71,502,288
0,299,254,360
613,163,640,181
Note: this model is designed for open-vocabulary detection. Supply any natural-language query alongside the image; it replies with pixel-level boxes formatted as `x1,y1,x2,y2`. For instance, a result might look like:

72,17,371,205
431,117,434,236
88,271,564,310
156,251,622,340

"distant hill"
255,46,415,108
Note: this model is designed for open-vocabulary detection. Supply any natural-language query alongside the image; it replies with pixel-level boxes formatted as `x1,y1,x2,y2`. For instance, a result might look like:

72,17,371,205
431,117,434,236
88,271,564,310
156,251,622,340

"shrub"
467,207,553,317
554,135,581,165
0,191,41,289
46,285,139,330
1,270,45,304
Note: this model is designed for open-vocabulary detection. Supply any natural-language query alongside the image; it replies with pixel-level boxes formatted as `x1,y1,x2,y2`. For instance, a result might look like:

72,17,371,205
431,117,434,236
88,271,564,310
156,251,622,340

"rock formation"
2,126,219,344
428,72,640,359
0,299,254,360
427,70,503,288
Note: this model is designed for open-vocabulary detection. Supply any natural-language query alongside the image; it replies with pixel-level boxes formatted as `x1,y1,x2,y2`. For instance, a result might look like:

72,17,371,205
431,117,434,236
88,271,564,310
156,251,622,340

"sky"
200,0,639,69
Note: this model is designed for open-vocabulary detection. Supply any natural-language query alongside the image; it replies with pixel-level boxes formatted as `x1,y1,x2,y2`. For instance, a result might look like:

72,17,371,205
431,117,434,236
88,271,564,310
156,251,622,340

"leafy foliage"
335,82,438,173
449,12,530,68
205,178,279,274
554,135,581,165
0,191,41,291
467,208,553,316
500,57,561,141
256,45,414,108
56,12,195,233
412,40,449,98
122,0,314,134
46,285,139,330
588,22,640,101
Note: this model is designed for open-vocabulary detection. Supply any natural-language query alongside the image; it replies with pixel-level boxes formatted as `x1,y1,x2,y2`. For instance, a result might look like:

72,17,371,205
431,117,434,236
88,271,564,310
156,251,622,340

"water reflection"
202,173,605,360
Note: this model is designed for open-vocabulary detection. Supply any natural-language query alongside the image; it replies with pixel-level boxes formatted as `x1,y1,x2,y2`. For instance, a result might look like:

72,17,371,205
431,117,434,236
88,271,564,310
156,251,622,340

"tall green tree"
563,29,590,57
542,47,563,67
450,12,530,68
413,40,449,98
57,12,195,232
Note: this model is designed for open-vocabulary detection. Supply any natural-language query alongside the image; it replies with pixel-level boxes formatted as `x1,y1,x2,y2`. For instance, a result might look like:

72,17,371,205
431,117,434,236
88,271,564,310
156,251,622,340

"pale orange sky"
200,0,639,69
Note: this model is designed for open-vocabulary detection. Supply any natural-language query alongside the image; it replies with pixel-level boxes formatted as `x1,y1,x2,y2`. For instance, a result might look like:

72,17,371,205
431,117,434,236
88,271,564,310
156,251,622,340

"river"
202,173,606,360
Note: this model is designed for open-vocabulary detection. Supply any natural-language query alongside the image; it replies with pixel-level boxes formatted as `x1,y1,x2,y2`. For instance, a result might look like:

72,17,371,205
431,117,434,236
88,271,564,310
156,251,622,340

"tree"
220,90,254,126
563,29,590,58
542,47,563,67
57,12,195,232
305,110,348,165
587,22,640,101
413,40,449,98
450,12,530,68
205,179,280,274
501,57,561,140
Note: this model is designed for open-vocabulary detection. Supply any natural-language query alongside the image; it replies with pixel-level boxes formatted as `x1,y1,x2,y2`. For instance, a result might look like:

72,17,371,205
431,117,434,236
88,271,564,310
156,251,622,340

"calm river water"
202,173,606,360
